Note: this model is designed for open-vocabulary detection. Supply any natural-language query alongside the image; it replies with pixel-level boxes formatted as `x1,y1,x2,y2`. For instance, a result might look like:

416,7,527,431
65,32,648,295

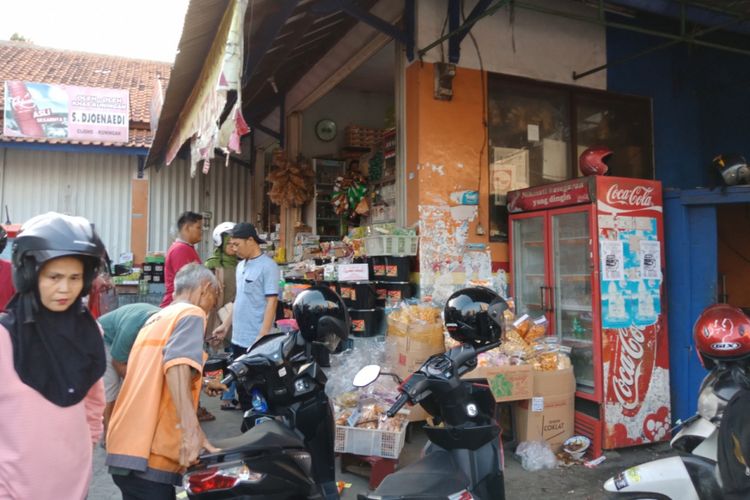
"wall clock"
315,119,337,142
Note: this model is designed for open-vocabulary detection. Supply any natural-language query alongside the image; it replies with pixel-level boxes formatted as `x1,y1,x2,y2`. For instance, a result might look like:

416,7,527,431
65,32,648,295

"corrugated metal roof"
146,0,232,168
146,0,379,168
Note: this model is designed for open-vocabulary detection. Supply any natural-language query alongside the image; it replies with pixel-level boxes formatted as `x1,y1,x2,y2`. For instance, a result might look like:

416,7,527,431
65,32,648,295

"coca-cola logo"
606,184,654,208
612,326,646,411
9,93,36,111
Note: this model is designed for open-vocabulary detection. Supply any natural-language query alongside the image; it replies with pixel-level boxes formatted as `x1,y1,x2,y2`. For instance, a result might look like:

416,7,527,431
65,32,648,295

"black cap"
230,222,265,244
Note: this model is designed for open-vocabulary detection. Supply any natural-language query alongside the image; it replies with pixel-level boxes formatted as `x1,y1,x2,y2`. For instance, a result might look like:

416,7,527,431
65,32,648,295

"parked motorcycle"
354,287,509,500
603,304,750,499
183,286,349,500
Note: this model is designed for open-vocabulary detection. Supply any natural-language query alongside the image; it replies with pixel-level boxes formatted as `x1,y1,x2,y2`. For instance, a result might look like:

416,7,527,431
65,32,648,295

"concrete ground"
90,395,675,499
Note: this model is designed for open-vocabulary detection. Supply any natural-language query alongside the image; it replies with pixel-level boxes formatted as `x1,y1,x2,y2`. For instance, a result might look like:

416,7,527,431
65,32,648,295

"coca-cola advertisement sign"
609,324,656,418
3,81,129,143
507,177,593,213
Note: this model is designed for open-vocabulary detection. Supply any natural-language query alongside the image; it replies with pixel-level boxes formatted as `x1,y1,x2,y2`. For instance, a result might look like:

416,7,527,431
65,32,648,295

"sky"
0,0,190,62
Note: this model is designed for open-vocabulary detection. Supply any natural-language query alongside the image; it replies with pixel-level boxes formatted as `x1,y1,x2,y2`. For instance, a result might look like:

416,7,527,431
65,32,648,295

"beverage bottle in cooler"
6,81,44,137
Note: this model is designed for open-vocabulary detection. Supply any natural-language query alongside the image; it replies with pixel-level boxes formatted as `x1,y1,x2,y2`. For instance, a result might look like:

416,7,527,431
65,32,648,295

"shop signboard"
3,80,129,143
507,177,593,213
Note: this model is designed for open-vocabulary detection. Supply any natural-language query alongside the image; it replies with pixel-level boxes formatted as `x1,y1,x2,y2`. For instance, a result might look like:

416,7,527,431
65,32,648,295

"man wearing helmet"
212,222,279,412
0,212,107,499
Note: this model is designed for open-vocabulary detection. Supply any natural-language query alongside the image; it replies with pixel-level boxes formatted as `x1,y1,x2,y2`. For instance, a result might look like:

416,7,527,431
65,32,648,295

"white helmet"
212,221,236,247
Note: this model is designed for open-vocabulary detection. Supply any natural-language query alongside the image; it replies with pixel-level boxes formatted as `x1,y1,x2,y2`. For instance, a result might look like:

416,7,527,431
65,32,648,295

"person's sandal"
197,405,216,421
220,399,240,411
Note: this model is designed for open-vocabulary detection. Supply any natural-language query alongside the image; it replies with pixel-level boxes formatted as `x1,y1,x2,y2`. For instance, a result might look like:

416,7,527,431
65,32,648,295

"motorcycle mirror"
353,365,381,387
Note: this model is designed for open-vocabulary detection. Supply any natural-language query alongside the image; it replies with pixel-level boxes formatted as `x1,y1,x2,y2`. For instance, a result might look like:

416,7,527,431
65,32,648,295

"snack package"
512,314,531,338
525,316,548,343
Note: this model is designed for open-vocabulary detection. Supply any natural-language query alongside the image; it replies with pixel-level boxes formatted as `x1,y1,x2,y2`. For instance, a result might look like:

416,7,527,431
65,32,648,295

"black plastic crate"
349,308,384,337
373,281,413,307
338,281,376,309
369,256,411,282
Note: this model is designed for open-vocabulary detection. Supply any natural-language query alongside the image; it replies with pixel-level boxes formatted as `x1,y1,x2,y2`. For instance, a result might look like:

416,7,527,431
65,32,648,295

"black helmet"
0,226,6,254
12,212,106,296
444,287,508,346
292,286,350,351
713,154,749,186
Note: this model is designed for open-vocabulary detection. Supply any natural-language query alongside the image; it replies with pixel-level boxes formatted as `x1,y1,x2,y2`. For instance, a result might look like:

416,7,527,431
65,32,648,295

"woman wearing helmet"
204,222,239,410
0,212,107,499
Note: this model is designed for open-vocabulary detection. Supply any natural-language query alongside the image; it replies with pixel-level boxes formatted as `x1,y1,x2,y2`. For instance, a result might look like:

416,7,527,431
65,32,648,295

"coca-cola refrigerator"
507,176,670,457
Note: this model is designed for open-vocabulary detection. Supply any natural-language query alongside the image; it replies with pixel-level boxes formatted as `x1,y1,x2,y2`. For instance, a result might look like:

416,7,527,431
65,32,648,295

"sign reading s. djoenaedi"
3,80,129,143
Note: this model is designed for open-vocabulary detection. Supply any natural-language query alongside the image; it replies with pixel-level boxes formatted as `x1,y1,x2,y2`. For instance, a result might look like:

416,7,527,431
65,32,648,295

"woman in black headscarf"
0,212,107,499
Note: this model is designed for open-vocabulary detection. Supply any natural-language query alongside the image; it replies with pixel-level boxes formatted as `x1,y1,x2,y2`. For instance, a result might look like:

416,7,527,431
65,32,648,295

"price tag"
531,397,544,412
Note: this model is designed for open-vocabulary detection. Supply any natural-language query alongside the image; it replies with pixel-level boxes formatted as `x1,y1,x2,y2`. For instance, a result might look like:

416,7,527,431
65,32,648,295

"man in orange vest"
105,263,224,499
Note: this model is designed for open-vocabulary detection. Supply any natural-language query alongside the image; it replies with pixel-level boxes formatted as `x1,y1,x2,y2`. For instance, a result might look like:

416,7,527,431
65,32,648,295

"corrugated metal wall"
147,157,253,258
0,148,134,260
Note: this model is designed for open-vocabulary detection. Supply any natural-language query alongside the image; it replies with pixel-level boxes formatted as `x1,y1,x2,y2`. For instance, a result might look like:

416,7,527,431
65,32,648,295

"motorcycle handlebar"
220,373,236,386
387,392,410,418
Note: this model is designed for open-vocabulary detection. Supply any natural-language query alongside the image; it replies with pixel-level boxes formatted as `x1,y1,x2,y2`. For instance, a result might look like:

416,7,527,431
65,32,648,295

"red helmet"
693,304,750,369
579,146,613,176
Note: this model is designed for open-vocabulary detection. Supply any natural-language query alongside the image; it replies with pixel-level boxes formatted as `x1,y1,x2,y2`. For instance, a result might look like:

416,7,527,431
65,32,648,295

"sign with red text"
4,81,129,143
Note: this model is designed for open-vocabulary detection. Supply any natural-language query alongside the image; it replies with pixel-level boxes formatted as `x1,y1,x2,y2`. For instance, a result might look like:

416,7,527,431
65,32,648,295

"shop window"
488,74,653,242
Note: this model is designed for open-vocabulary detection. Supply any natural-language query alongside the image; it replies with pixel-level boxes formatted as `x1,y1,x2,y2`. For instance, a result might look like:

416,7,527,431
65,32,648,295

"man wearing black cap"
211,222,278,412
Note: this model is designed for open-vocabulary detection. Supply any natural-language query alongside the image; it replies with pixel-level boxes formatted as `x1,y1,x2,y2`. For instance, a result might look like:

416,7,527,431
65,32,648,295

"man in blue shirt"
212,222,278,411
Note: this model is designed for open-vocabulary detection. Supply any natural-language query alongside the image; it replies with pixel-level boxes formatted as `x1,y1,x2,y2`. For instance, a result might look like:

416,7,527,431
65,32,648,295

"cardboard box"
466,364,534,402
513,368,576,452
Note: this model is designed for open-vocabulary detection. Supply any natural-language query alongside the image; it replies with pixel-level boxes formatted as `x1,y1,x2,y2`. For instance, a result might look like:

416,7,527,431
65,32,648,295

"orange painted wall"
405,62,508,265
130,179,149,265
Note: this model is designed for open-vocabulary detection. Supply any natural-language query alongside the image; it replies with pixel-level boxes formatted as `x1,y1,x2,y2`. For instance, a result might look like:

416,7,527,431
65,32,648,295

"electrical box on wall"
434,62,456,101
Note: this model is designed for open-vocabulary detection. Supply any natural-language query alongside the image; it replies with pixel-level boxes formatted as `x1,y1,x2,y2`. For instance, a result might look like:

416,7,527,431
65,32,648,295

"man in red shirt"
160,212,203,308
0,227,15,310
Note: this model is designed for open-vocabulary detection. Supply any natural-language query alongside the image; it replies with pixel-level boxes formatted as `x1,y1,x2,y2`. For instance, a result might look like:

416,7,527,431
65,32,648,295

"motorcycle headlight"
697,384,721,422
184,462,264,494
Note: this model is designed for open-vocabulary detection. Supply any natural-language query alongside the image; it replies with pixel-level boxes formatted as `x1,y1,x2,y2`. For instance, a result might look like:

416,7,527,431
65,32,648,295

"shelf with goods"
310,158,347,240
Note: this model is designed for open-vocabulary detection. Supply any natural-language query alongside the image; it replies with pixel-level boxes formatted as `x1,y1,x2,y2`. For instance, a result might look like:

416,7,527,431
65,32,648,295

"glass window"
488,75,653,242
488,80,570,241
575,95,653,180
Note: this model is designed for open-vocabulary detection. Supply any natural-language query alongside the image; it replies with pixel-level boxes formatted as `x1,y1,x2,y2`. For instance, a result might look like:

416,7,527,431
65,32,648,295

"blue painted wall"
606,27,750,190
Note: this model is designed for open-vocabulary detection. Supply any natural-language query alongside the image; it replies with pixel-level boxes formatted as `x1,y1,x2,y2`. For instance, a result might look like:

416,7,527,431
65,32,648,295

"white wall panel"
147,157,253,258
0,148,134,260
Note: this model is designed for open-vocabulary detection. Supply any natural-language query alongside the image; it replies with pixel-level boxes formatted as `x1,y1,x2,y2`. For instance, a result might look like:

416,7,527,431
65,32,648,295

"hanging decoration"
266,150,315,206
331,172,369,218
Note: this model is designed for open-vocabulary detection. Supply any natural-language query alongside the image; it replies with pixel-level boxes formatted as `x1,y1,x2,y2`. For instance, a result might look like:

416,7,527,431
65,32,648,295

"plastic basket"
334,418,408,459
365,235,418,256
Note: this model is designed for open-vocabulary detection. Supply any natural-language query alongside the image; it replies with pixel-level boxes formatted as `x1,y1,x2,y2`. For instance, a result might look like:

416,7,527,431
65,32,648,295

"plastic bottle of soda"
6,81,44,137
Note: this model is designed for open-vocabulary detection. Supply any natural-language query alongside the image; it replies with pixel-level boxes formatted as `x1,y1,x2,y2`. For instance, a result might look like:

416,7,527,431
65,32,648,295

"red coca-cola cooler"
508,176,670,457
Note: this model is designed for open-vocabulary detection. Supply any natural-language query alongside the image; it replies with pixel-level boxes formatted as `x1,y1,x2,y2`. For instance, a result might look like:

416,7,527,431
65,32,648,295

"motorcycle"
604,303,750,499
183,299,349,499
352,341,506,499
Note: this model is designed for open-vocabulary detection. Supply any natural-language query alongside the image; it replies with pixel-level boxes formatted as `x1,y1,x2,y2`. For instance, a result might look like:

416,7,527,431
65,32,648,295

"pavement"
89,395,677,500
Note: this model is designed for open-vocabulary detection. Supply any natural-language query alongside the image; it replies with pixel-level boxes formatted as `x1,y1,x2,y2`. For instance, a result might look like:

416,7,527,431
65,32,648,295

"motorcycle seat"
211,419,305,453
371,450,470,498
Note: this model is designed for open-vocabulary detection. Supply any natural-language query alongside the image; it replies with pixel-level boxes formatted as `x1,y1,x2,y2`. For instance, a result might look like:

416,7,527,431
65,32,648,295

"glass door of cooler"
512,216,547,319
551,210,595,394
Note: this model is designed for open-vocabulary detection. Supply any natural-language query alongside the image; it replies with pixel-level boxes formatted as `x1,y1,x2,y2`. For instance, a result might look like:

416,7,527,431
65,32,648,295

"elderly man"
106,263,223,500
212,222,279,412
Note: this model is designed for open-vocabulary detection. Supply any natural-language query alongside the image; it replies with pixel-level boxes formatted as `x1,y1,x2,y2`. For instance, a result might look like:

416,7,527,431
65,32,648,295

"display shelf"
561,336,593,345
371,175,396,186
559,304,592,312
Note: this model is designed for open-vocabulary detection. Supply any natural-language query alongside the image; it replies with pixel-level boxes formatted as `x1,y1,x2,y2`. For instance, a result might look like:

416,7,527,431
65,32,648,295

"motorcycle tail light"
184,463,264,494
